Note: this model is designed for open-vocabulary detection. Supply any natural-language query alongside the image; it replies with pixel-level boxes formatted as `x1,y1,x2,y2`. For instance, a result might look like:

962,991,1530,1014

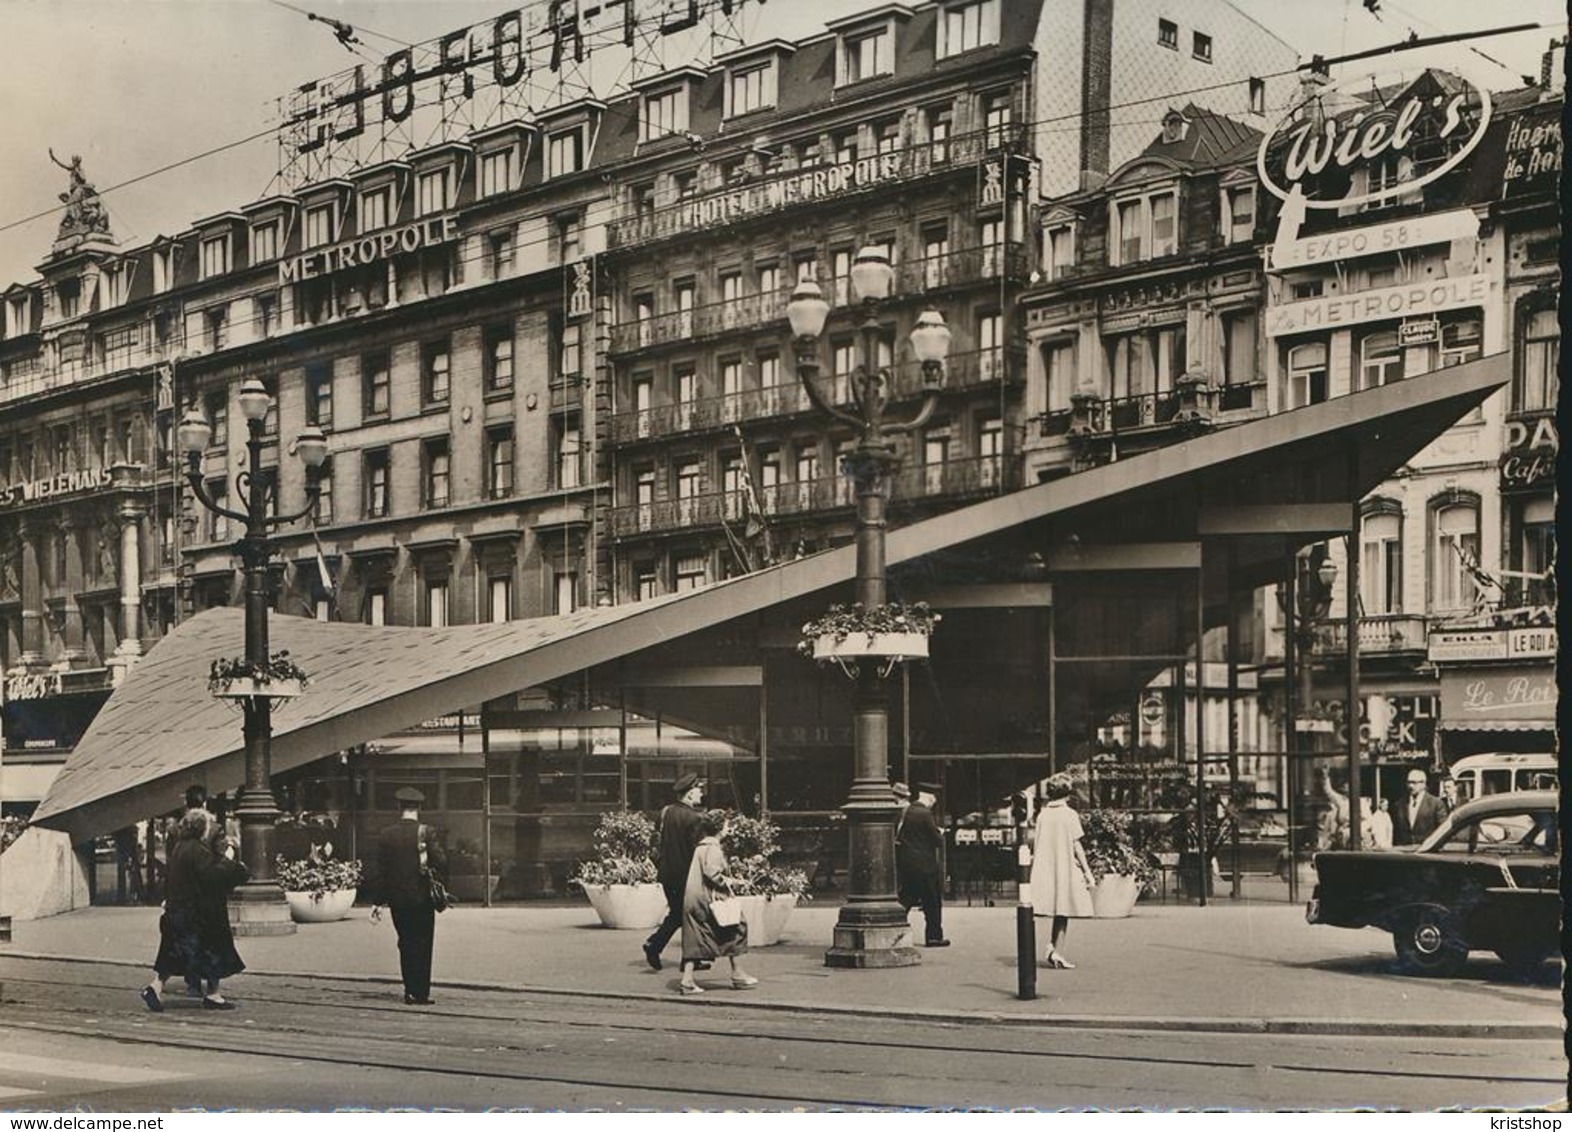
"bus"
1448,753,1558,802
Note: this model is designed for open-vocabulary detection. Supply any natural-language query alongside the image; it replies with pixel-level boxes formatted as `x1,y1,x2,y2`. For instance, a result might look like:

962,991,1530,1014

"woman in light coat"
1028,775,1095,969
677,810,758,995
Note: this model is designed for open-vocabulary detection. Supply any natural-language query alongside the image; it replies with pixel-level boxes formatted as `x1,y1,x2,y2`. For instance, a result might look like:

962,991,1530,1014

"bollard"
1015,834,1036,1001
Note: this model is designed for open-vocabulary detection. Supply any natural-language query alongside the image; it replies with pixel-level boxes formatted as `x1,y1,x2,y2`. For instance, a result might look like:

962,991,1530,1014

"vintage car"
1307,790,1559,977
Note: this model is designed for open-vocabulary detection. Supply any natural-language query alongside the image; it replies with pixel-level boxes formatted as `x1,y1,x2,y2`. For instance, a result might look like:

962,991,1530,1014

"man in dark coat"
1392,769,1444,846
374,787,446,1005
896,784,949,947
643,773,705,971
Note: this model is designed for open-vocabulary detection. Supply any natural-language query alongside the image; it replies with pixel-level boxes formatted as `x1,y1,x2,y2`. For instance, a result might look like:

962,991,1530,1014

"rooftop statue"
50,148,113,249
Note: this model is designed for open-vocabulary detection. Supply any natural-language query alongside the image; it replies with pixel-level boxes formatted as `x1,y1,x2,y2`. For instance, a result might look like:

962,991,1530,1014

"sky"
0,0,1563,287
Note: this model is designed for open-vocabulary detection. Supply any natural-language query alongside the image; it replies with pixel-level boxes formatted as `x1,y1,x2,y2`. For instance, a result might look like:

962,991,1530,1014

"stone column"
114,501,144,662
58,513,86,665
17,517,45,668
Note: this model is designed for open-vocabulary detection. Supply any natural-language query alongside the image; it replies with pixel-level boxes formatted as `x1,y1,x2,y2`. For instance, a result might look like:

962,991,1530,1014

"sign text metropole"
1266,273,1488,337
278,215,459,286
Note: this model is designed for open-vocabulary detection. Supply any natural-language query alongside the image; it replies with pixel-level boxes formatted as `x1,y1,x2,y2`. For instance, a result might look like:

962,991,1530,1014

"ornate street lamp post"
177,379,328,936
1276,544,1343,904
788,247,950,969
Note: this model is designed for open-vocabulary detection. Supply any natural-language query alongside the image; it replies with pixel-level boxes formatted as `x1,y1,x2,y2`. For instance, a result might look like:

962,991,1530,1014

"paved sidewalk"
3,900,1560,1037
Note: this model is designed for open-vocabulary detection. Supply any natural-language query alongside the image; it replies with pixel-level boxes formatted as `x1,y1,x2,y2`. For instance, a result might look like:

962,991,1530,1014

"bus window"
1519,770,1558,792
1480,769,1512,796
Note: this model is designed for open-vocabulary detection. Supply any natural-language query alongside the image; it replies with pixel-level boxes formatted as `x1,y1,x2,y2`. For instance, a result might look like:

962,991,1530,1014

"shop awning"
30,353,1507,841
1437,663,1557,731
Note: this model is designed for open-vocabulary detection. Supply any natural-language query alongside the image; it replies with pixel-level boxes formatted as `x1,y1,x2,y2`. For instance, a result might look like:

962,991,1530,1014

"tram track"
1,962,1562,1096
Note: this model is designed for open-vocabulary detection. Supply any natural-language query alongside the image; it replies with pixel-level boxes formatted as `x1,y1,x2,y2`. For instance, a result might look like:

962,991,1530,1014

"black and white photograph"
0,0,1563,1115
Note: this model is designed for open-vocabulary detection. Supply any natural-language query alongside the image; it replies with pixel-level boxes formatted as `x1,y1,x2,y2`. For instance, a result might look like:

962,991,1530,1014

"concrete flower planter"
736,893,798,945
1090,874,1140,919
285,887,356,923
212,677,304,699
811,632,929,662
583,883,668,930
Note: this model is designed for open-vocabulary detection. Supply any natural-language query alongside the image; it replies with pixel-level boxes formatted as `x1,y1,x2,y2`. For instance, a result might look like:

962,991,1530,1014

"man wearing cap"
897,783,949,947
1392,769,1444,847
374,787,446,1005
643,773,705,970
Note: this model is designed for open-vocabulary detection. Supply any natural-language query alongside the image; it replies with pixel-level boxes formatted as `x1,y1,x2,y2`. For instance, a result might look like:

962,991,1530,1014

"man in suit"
896,783,949,947
374,787,445,1005
642,773,705,971
1392,769,1444,846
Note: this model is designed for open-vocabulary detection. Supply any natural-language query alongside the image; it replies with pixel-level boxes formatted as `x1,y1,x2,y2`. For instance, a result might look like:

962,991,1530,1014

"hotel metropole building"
11,0,1397,905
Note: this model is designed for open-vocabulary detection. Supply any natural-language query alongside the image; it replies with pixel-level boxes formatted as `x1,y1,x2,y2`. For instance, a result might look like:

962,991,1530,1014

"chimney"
1540,38,1565,94
1077,0,1114,184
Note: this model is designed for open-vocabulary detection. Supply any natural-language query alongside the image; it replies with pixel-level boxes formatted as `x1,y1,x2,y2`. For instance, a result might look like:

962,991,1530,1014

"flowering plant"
275,849,363,901
571,809,658,889
209,649,310,694
1079,808,1159,894
795,602,941,658
1,813,27,854
722,813,812,901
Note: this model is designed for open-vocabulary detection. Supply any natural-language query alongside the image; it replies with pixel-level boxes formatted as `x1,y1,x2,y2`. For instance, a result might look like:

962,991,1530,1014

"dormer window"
250,220,280,263
478,148,516,197
1044,220,1076,280
728,61,775,118
1161,111,1188,145
547,128,584,177
1112,188,1177,265
841,27,892,85
360,186,392,230
938,0,998,59
305,203,336,248
643,88,687,140
199,234,230,279
152,246,174,294
416,168,451,215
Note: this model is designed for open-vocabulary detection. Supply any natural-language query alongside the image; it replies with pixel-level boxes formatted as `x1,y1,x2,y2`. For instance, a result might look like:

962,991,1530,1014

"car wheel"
1392,909,1468,977
1494,945,1552,982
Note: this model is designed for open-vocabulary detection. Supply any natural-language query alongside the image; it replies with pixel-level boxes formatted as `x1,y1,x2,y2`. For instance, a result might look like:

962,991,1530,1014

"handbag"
418,823,452,913
710,896,743,928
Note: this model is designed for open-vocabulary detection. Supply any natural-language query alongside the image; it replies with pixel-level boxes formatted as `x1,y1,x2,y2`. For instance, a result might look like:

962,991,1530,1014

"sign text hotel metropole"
676,153,904,229
279,215,459,285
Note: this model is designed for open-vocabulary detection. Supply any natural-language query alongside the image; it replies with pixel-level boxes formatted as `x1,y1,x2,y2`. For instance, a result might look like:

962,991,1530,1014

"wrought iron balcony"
608,124,1028,251
608,348,1021,446
607,456,1020,538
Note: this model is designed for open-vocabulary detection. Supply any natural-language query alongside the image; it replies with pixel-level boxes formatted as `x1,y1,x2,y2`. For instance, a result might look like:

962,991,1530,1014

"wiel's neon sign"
1259,69,1492,258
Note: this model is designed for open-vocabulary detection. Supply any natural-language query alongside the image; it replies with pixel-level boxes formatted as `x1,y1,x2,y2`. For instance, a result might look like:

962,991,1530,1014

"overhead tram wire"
1373,1,1538,83
0,20,1549,246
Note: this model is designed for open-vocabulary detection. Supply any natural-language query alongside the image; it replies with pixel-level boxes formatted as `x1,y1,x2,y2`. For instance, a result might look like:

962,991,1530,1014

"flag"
312,525,336,598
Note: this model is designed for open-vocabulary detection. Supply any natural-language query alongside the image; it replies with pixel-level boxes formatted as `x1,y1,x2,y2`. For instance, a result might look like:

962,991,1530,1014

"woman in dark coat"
677,810,756,995
141,810,249,1011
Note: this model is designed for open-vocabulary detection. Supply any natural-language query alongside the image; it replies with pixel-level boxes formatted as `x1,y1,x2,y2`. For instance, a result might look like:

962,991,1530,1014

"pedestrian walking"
643,773,705,971
1028,774,1094,969
677,810,757,995
896,783,949,947
1370,797,1394,849
1392,769,1444,846
140,809,248,1012
372,787,446,1006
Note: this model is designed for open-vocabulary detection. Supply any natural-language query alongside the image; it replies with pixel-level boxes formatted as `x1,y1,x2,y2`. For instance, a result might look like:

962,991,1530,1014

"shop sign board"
1440,667,1556,722
1499,416,1557,493
1507,626,1556,659
0,467,113,509
1427,628,1507,663
4,672,62,701
1397,318,1438,347
1501,104,1562,201
1268,209,1479,272
1266,273,1489,337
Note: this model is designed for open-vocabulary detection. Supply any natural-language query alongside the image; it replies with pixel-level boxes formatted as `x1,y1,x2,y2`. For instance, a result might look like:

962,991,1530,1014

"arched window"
1358,329,1404,391
1361,505,1403,614
1430,498,1481,613
1287,341,1327,408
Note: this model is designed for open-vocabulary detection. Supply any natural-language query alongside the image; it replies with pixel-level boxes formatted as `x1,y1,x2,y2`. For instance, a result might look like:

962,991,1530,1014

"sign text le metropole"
1266,273,1488,337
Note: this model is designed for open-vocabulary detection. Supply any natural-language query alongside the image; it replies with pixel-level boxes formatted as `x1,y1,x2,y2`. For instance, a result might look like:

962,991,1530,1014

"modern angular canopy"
30,353,1507,841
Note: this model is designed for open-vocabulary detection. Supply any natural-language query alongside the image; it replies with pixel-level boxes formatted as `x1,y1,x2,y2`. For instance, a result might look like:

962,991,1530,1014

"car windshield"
1419,807,1558,856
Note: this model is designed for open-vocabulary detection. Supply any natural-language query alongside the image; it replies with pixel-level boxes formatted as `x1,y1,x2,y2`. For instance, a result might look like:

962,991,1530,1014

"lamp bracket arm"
184,471,251,527
798,366,863,431
882,392,942,436
270,484,323,529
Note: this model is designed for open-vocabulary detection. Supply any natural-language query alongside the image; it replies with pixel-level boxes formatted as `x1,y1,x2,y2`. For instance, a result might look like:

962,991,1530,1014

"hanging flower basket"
209,650,310,699
797,603,940,679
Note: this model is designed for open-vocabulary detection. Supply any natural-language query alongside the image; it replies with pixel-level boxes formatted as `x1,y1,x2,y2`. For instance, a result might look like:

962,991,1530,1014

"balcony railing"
608,347,1022,446
1311,614,1430,656
608,124,1028,250
607,456,1020,538
610,287,792,355
1036,381,1268,441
